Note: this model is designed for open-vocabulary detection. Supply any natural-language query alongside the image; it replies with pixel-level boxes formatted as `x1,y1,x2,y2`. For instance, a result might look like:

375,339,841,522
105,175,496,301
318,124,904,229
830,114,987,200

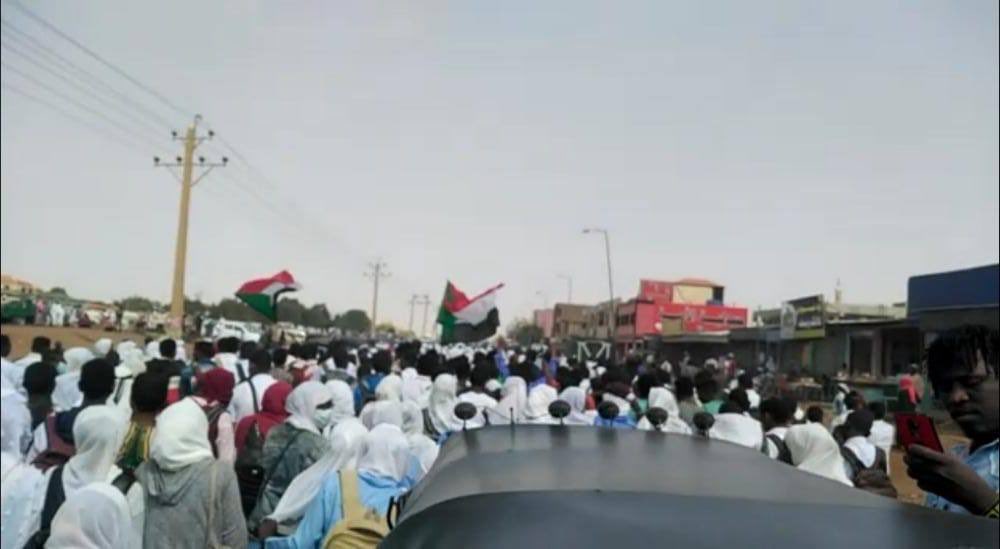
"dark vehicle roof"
383,425,997,549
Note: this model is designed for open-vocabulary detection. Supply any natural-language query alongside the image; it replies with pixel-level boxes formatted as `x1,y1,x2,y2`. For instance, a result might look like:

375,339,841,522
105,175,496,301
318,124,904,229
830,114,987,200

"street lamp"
583,227,615,362
556,274,573,303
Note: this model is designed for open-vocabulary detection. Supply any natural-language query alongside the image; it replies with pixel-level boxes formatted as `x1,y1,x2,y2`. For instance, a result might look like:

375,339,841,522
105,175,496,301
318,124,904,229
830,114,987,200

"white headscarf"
525,384,558,422
267,418,368,525
558,387,595,425
359,400,404,431
400,368,433,409
637,387,693,434
708,413,764,450
486,376,527,425
358,424,410,482
93,338,112,357
53,347,95,411
400,401,438,474
375,374,403,402
428,374,463,434
1,385,30,456
324,379,356,426
144,341,160,360
47,482,134,549
285,381,331,435
150,398,213,471
120,348,146,377
785,423,854,486
63,405,126,496
115,340,137,356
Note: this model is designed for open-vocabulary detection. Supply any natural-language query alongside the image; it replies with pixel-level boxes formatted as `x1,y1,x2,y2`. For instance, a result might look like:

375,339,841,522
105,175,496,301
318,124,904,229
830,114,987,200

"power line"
1,60,163,149
0,38,169,141
0,82,146,154
6,0,192,117
0,18,178,129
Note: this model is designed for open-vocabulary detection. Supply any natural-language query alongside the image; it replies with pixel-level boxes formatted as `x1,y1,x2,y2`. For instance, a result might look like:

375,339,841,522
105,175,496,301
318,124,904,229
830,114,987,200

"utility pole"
419,294,431,339
364,259,390,338
155,115,226,337
408,294,420,333
557,274,573,303
583,227,615,363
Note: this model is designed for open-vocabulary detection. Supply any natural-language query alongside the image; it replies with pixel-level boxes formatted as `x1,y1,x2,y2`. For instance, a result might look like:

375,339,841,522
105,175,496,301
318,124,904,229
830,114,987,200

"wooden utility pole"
155,115,226,336
364,259,390,338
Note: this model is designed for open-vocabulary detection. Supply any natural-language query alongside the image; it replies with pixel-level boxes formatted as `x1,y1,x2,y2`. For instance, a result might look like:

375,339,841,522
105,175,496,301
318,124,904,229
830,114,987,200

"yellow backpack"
321,470,389,549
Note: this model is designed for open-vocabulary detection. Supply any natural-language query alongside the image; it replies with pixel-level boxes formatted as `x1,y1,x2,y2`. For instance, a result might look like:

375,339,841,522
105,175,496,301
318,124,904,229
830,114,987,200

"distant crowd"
1,324,997,548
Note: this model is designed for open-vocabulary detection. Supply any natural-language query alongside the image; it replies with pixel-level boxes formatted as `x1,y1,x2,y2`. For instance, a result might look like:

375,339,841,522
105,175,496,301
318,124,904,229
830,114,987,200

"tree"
375,322,397,335
303,304,332,328
332,309,371,334
508,319,544,346
49,287,68,296
214,298,258,321
275,298,307,325
118,295,159,312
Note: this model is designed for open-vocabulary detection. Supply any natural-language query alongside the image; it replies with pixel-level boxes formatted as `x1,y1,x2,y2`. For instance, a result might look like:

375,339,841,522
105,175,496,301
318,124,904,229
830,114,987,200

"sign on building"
780,295,825,340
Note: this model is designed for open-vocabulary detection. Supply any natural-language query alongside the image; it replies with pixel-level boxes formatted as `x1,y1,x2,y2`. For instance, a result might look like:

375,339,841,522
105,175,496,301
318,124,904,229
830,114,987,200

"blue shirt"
264,470,407,549
494,352,509,379
353,374,385,413
925,439,999,514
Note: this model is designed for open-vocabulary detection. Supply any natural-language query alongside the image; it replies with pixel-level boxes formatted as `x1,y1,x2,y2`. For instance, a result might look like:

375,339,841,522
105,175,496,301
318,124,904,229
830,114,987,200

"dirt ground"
1,324,148,357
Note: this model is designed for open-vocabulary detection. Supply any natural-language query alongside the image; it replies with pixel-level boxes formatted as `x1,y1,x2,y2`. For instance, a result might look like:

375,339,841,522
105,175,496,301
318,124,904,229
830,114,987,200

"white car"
211,319,262,343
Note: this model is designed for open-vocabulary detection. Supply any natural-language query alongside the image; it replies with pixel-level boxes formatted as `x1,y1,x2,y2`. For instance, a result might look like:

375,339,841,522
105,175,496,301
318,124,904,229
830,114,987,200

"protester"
50,347,94,412
400,401,439,477
695,372,725,414
867,401,895,471
235,381,293,453
355,350,391,412
191,340,215,373
560,386,598,426
230,349,278,422
263,423,411,549
22,362,57,430
324,379,356,431
2,376,44,549
46,483,136,549
136,398,247,548
248,381,333,531
673,376,701,425
190,367,237,462
830,391,865,435
116,372,169,473
636,386,692,434
906,326,999,516
0,334,21,393
288,343,321,386
28,357,116,467
785,422,854,485
375,373,404,402
215,336,243,381
708,403,767,451
425,373,463,439
401,351,436,409
806,405,825,425
13,337,52,383
485,375,528,425
737,373,761,411
840,409,896,498
456,365,498,428
525,383,560,424
258,418,369,537
760,397,793,463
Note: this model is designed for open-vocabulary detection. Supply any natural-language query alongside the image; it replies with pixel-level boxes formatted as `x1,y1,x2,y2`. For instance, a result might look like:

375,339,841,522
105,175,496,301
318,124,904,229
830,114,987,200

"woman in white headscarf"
93,338,112,358
708,409,766,451
249,381,332,531
324,379,356,431
374,373,403,402
401,401,439,478
485,376,527,425
2,385,44,549
261,418,368,536
51,347,94,411
47,483,135,549
784,423,854,486
558,386,597,426
136,399,247,549
400,366,433,409
637,387,693,435
359,400,404,431
426,373,463,440
525,384,559,424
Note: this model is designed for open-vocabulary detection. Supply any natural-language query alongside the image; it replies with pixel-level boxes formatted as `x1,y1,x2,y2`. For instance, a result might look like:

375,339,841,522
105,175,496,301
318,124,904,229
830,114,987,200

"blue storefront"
907,264,999,332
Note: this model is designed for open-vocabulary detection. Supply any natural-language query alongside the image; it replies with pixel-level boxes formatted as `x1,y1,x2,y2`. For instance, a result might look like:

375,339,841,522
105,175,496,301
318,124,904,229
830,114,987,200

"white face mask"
314,408,334,431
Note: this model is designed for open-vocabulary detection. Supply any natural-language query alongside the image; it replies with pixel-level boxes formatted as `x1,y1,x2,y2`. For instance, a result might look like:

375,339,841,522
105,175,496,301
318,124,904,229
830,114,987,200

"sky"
2,0,998,331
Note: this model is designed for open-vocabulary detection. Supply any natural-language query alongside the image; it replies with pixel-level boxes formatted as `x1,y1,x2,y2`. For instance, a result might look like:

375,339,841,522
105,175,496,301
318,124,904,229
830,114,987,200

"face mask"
56,362,68,375
314,408,334,431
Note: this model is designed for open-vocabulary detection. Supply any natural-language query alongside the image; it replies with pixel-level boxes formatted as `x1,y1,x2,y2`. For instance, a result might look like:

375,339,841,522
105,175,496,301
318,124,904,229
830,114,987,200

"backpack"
767,434,793,465
31,414,75,471
841,446,897,499
234,381,264,517
23,465,66,549
321,470,389,549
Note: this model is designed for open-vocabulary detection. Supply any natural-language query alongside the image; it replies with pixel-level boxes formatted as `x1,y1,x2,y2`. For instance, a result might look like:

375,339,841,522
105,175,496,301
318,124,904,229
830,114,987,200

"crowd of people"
0,324,997,548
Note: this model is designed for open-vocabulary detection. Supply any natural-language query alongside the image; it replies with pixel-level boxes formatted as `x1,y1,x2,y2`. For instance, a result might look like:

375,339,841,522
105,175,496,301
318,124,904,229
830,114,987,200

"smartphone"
895,412,944,452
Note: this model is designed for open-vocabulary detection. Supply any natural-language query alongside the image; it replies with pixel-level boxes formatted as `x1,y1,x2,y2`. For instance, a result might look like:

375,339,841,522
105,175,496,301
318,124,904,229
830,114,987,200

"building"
0,274,40,296
613,278,748,349
551,303,590,339
907,264,999,332
532,309,554,338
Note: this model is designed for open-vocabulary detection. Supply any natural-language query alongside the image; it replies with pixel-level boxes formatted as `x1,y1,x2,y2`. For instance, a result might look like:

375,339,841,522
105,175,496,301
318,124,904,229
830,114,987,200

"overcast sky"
2,1,998,329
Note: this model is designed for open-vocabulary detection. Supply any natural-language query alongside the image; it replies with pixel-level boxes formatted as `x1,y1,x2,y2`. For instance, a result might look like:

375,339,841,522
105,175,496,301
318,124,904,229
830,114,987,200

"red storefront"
615,279,748,343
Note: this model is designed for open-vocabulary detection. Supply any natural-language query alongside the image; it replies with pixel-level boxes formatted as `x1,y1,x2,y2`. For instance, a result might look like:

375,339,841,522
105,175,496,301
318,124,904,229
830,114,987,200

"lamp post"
583,227,615,363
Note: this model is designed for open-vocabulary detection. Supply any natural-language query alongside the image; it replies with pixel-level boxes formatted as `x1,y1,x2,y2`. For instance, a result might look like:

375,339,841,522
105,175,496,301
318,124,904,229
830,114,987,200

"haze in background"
2,1,998,327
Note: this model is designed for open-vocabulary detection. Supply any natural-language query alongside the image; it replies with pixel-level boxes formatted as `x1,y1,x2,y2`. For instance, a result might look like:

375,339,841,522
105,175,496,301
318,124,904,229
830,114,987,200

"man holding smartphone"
905,326,999,517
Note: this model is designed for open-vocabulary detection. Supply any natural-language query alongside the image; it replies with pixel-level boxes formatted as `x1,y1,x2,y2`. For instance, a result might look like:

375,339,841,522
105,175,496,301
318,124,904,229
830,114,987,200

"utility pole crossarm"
364,259,390,338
